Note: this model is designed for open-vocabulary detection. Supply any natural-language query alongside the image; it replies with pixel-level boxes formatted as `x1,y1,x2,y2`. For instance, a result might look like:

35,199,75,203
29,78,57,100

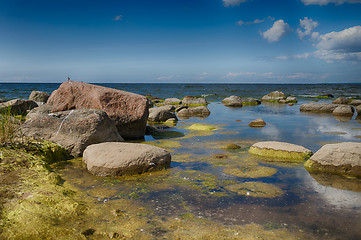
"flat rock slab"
305,142,361,177
300,102,339,113
249,141,312,161
83,142,171,177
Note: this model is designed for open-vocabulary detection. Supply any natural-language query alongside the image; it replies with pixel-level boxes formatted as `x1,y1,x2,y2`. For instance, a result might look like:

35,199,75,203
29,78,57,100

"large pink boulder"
47,81,149,139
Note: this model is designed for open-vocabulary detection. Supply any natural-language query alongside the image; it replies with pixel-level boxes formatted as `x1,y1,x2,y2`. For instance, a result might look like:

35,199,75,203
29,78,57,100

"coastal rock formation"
182,96,208,106
241,98,261,106
261,91,286,102
286,96,297,103
222,96,243,107
350,99,361,106
356,105,361,116
164,98,182,105
249,141,312,161
332,105,354,116
300,102,339,113
248,118,266,128
304,142,361,177
332,97,351,105
83,142,171,177
148,106,177,122
29,91,49,104
47,81,149,139
177,106,210,117
0,99,38,115
21,107,123,156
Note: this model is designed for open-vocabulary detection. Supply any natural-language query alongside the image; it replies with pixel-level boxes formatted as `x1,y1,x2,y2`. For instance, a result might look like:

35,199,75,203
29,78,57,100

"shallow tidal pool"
53,100,361,239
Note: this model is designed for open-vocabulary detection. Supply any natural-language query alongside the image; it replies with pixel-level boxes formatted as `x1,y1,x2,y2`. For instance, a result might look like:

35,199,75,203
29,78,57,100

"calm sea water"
2,82,361,239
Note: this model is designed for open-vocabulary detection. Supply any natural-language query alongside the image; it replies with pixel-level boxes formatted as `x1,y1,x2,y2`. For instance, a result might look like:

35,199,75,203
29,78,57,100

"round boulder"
177,106,210,117
29,91,50,103
332,97,351,104
222,96,243,107
304,142,361,177
83,142,171,177
261,91,286,102
249,141,312,161
148,106,177,122
332,105,354,116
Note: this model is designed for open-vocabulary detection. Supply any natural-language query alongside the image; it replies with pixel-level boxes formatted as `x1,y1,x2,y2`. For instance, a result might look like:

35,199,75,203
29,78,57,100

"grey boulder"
148,106,177,122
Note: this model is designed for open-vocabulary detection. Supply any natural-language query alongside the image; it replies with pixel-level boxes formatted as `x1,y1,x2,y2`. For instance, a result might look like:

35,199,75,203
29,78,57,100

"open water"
1,82,361,239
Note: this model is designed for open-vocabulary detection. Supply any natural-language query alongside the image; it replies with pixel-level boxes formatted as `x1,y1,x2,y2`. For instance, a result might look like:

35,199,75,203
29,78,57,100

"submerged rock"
177,106,210,117
332,105,354,116
248,118,266,128
21,108,123,156
224,165,277,178
47,81,149,139
304,142,361,177
28,91,49,104
261,91,286,102
221,96,243,107
83,142,171,177
225,182,283,198
241,98,261,106
186,123,217,131
300,102,339,113
249,141,312,161
0,99,38,115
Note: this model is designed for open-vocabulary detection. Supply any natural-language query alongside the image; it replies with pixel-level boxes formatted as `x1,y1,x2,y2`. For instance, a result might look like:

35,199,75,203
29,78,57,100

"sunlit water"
1,83,361,239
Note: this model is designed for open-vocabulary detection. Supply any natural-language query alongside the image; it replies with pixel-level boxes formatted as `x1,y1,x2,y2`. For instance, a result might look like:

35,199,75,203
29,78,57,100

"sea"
1,82,361,239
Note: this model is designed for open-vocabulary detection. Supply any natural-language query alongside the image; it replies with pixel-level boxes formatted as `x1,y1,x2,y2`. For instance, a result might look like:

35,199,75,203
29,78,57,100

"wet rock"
241,98,261,106
164,98,182,105
221,144,241,150
221,96,243,107
177,106,210,117
47,81,149,139
261,91,286,102
148,106,177,122
182,96,208,106
304,142,361,177
175,105,188,112
249,141,312,161
83,142,171,177
356,105,361,116
248,118,266,128
28,91,49,104
332,97,351,104
224,165,277,178
186,123,217,131
286,96,297,103
317,94,334,98
21,108,123,157
0,99,38,115
350,99,361,106
332,105,354,116
300,102,339,113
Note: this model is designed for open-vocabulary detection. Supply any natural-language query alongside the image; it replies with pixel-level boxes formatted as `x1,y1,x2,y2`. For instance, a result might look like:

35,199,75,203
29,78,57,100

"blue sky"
0,0,360,83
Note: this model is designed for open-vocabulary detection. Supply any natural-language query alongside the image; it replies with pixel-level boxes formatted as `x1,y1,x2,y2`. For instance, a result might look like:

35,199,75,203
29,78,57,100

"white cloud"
226,72,257,77
262,20,291,42
237,16,274,26
157,75,174,81
297,17,319,40
113,14,123,21
301,0,361,5
222,0,247,7
198,72,210,80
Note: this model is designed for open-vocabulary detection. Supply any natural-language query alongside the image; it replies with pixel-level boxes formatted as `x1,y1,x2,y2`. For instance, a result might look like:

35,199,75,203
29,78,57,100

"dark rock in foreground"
304,142,361,177
83,142,171,176
21,107,123,156
0,99,38,115
47,81,149,139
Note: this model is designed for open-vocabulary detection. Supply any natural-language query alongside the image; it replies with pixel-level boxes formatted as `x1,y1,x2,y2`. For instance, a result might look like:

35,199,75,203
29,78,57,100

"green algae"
224,165,278,178
144,139,182,149
322,131,347,135
186,123,218,131
221,143,242,150
225,182,284,198
249,146,312,162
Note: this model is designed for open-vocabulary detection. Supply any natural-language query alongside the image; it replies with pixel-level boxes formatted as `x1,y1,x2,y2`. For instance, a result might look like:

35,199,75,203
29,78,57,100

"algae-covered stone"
261,91,286,102
225,182,283,198
249,141,312,161
221,96,243,107
248,118,266,128
186,123,217,131
224,165,277,178
304,142,361,177
221,144,241,150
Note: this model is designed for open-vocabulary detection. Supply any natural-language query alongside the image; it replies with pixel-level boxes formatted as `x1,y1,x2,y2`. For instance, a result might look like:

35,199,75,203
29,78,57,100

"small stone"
248,119,266,128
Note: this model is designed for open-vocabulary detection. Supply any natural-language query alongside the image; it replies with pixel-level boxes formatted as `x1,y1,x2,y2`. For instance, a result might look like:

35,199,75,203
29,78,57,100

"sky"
0,0,361,83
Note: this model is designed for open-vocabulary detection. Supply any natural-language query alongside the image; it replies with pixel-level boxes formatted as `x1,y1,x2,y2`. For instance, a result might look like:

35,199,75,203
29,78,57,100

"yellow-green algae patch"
249,147,312,162
144,139,182,149
225,182,284,198
224,165,277,178
186,123,219,131
172,153,194,162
